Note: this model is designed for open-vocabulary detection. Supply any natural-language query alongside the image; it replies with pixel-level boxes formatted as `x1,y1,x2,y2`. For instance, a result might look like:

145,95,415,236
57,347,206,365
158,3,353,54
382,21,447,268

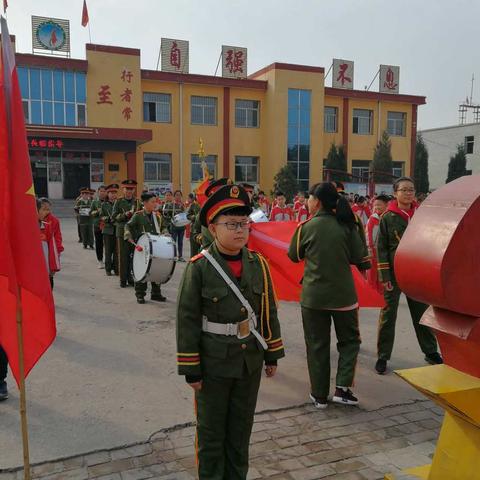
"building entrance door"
30,155,48,197
63,163,90,199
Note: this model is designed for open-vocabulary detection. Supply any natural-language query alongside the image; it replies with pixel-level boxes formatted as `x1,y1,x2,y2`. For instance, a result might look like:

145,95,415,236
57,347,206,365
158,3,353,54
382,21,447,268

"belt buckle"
237,319,250,339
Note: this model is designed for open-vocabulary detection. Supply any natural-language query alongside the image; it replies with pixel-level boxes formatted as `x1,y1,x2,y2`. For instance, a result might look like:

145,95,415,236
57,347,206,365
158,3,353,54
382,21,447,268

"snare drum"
79,208,91,216
133,233,176,284
249,208,269,223
172,212,190,228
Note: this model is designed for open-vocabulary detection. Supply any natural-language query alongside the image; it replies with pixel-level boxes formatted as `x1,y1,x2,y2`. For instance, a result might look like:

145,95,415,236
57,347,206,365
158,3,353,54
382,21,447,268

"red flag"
3,0,7,14
81,0,89,27
0,19,56,385
249,222,385,308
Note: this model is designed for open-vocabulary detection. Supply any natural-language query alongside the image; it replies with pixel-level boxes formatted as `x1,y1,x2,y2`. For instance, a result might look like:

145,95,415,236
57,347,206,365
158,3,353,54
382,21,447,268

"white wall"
419,123,480,190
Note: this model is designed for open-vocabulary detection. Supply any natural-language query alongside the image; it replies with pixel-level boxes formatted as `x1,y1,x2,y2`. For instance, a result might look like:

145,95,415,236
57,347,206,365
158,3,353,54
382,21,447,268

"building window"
353,109,373,135
387,111,406,136
287,89,311,190
465,136,474,154
324,106,338,133
351,160,371,183
392,161,404,178
191,96,217,125
143,153,172,182
18,67,87,127
191,154,217,182
235,99,260,128
235,156,259,184
143,93,171,123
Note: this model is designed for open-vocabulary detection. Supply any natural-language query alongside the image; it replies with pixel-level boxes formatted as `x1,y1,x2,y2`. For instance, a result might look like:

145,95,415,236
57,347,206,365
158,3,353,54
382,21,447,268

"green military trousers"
377,282,437,361
301,307,361,398
134,281,161,299
190,235,200,258
79,221,94,248
117,238,134,285
103,234,118,274
195,366,262,480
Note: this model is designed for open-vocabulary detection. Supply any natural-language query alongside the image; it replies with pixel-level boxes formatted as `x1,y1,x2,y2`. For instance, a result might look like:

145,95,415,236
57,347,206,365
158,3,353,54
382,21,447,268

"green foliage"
414,134,430,193
324,143,348,182
371,130,393,183
446,144,469,183
272,165,299,203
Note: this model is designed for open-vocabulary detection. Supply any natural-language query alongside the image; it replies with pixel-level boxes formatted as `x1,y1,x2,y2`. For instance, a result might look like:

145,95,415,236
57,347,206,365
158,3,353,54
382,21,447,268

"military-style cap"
87,188,96,194
241,183,255,193
79,187,89,194
121,179,138,189
106,183,119,192
97,185,106,190
200,185,252,227
205,178,233,198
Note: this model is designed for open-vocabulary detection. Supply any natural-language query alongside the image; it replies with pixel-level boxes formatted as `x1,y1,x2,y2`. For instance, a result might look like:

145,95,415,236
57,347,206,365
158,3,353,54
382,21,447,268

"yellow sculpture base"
384,364,480,480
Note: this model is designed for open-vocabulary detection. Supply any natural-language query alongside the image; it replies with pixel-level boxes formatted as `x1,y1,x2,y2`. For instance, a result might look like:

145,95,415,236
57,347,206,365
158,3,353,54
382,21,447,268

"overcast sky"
4,0,480,130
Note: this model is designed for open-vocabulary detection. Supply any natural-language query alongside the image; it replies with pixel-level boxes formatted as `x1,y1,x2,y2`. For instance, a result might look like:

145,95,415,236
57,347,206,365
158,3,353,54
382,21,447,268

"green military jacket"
74,198,92,226
176,243,285,378
124,209,168,242
112,197,142,238
90,198,105,228
162,201,185,231
99,201,115,236
288,211,367,310
376,210,408,283
191,212,214,249
186,201,200,222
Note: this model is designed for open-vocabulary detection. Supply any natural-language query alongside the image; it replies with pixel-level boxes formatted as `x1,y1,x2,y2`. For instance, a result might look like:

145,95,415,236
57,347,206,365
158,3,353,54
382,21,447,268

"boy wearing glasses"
176,184,284,480
375,177,442,375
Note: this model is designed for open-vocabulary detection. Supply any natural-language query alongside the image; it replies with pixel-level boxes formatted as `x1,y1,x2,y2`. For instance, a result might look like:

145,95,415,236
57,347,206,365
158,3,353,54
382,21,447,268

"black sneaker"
106,271,112,276
120,282,127,288
137,297,146,304
151,294,167,302
309,393,328,409
375,358,387,375
332,388,359,406
425,352,443,365
0,381,8,401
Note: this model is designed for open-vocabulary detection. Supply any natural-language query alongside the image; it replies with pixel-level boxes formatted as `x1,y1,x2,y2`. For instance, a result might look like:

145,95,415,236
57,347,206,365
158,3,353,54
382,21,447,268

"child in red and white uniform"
294,192,309,222
365,195,389,293
270,191,294,221
257,190,271,216
352,196,371,225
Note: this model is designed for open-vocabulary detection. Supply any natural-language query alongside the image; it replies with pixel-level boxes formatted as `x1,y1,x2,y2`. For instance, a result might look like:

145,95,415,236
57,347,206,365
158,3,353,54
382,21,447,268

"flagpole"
87,21,92,44
16,287,31,480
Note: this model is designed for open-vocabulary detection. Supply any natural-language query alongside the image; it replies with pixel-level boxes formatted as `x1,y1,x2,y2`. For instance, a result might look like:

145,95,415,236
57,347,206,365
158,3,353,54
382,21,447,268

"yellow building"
10,36,425,198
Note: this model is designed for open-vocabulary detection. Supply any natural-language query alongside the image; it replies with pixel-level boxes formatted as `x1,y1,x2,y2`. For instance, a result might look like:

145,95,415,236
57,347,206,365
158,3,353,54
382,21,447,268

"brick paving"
0,399,443,480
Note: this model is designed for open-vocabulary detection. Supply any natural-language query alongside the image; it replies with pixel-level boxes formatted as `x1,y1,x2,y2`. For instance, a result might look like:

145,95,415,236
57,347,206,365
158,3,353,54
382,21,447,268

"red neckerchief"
387,200,417,223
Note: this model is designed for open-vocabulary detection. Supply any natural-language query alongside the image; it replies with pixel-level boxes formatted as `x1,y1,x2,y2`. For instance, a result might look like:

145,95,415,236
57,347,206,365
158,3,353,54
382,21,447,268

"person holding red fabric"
365,195,389,293
257,190,271,216
270,191,293,221
375,177,442,375
351,196,371,225
37,199,61,289
39,198,64,259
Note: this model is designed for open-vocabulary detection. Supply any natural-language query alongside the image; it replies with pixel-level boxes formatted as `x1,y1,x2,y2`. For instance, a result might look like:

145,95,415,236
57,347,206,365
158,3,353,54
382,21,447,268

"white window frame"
191,96,217,126
143,92,172,123
353,109,373,135
235,99,260,128
387,111,406,137
234,156,259,184
143,153,172,182
324,106,338,133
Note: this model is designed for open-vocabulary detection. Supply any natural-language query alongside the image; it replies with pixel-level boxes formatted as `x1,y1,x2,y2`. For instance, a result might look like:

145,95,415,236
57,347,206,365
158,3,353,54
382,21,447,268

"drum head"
133,234,151,282
249,209,269,223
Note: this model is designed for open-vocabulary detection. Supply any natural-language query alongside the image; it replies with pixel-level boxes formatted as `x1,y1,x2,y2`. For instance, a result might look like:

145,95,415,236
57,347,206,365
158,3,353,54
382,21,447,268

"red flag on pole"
81,0,89,27
0,19,56,385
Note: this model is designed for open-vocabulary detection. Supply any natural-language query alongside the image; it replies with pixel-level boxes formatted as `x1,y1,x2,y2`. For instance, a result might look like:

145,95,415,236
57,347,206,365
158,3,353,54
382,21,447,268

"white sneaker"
309,393,328,409
98,261,104,269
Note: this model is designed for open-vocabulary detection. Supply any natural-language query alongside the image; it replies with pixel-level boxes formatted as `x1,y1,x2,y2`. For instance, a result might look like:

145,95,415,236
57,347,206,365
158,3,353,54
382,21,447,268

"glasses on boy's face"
397,188,415,193
215,221,251,231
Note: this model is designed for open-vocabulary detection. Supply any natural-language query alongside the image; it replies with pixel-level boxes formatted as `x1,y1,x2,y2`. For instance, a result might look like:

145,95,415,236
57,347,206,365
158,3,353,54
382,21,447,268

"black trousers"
94,228,104,262
172,227,185,258
0,345,8,382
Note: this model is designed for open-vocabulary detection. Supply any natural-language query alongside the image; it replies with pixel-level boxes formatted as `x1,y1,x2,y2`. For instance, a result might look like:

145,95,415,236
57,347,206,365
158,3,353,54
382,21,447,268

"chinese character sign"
379,65,400,94
332,59,354,89
222,46,247,79
161,38,189,73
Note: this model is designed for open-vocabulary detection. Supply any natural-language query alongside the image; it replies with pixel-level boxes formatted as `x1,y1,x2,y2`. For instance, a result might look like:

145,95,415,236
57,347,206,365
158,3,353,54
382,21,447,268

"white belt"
202,316,250,339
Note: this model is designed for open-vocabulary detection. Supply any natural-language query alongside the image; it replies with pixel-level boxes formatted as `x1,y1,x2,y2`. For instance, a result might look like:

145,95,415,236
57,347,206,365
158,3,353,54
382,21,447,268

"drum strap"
200,249,268,350
152,212,161,234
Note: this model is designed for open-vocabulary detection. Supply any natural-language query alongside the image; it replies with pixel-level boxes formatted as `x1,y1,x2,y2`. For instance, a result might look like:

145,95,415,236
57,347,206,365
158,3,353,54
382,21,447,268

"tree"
371,130,393,183
446,144,469,183
324,143,348,182
414,134,430,193
272,164,299,203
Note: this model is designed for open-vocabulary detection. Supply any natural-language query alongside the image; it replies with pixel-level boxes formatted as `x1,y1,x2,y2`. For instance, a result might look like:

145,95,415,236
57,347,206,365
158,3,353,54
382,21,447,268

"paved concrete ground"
0,218,438,471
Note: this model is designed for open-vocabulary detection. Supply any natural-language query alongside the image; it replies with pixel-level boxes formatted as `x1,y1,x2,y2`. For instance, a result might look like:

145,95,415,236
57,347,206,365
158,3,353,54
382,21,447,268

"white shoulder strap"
201,249,268,350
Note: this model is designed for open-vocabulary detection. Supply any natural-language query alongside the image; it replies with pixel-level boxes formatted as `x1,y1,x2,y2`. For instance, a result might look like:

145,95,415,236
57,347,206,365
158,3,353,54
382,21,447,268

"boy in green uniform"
375,177,442,374
100,184,119,276
90,185,107,268
186,194,201,258
113,180,141,288
74,188,94,249
163,190,187,262
125,192,167,304
177,184,284,480
288,182,369,408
